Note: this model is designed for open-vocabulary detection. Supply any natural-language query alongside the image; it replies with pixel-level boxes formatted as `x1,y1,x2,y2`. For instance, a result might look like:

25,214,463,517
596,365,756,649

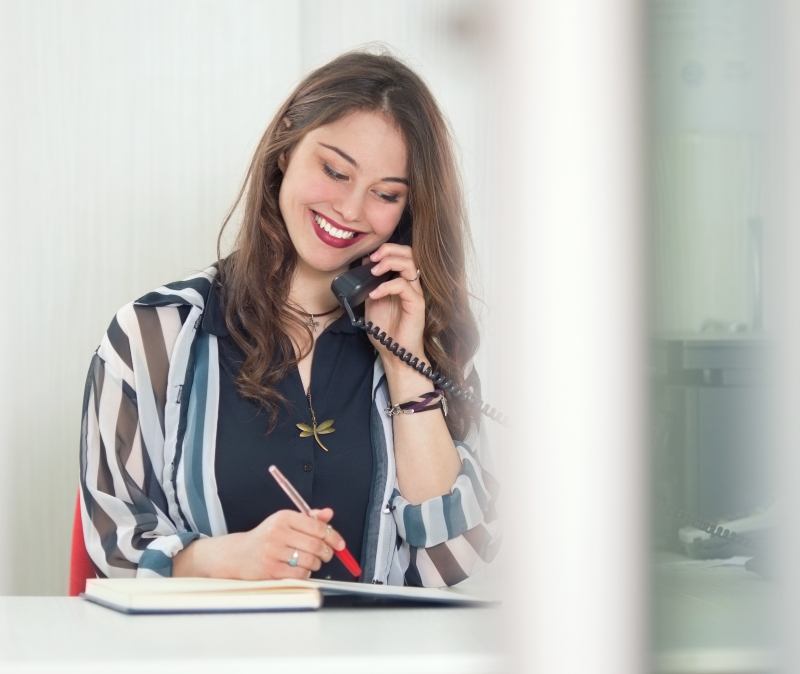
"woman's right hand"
174,507,346,580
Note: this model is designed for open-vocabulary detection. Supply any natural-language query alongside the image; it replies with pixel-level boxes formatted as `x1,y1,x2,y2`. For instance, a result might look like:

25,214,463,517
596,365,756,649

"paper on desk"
655,555,752,569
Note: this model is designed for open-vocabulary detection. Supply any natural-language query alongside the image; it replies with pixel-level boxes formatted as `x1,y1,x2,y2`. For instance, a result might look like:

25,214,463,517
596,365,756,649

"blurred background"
646,1,779,672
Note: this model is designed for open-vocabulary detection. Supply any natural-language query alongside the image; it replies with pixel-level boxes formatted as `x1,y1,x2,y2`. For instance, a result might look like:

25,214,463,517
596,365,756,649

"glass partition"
648,2,776,671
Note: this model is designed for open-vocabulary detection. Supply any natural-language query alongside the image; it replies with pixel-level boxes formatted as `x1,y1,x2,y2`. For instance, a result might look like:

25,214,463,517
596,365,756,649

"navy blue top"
203,283,376,580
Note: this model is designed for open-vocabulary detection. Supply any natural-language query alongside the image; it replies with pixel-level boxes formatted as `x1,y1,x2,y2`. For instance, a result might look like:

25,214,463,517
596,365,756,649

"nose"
332,188,364,224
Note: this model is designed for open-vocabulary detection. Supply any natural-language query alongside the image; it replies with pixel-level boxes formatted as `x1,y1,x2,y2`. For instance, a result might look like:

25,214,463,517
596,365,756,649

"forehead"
302,110,408,176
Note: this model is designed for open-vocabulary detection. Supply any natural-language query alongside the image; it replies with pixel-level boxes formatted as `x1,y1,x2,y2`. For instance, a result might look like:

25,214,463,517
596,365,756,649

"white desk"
0,597,503,674
652,554,777,674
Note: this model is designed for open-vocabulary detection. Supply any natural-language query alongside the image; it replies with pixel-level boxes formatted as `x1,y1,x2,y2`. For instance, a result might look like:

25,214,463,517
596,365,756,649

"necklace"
290,304,341,331
296,388,336,452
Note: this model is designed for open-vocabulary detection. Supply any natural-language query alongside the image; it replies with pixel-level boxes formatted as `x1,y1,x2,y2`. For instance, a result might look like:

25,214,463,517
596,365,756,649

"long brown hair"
217,49,480,439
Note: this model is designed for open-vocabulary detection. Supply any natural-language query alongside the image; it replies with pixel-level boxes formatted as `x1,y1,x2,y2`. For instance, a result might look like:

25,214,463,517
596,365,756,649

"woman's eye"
322,163,348,181
376,192,400,204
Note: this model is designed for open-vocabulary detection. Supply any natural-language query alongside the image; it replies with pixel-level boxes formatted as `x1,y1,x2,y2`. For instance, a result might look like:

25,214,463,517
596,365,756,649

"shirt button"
303,463,313,473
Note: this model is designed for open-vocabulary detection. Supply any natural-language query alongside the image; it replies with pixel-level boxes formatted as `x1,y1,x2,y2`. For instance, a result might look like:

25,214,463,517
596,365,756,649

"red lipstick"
310,210,362,249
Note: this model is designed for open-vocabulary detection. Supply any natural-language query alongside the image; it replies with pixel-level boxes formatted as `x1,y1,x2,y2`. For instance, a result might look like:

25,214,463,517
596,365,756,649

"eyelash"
322,163,401,204
322,162,347,181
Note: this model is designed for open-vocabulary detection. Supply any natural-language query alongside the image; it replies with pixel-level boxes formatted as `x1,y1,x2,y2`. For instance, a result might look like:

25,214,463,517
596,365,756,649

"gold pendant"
296,418,336,452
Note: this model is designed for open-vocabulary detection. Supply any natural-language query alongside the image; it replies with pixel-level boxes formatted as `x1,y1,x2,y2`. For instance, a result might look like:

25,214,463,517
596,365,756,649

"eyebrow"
319,143,409,186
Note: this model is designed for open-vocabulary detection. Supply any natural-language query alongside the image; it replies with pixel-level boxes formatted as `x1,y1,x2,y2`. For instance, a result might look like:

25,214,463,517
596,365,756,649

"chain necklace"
291,299,339,448
290,304,341,332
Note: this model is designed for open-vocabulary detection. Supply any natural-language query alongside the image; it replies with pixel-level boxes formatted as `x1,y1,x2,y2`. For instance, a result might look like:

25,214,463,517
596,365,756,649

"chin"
318,244,370,271
299,253,356,276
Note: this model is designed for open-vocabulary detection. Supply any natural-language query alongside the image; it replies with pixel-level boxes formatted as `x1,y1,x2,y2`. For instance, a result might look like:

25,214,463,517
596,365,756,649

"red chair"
69,493,95,596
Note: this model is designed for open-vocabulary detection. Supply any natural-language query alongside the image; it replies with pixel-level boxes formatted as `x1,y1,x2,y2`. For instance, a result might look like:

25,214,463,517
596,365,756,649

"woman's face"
278,110,409,277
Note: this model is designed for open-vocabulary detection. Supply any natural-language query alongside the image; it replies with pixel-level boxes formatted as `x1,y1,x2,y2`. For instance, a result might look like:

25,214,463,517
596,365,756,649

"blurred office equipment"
648,0,770,553
652,335,769,550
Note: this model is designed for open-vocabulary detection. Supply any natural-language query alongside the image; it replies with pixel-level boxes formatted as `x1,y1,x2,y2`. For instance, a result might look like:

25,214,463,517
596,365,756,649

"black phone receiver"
331,207,411,309
390,207,413,247
331,262,393,310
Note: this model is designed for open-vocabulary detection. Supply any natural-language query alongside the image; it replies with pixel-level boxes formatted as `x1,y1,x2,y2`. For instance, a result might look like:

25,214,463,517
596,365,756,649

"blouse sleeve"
388,368,501,587
79,303,201,578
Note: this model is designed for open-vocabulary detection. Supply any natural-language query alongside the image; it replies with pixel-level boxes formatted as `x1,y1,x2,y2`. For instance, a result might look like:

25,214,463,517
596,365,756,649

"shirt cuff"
390,445,495,548
135,532,202,578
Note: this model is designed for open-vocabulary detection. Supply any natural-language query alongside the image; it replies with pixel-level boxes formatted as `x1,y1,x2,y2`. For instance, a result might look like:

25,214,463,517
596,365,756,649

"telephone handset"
331,208,412,307
330,262,394,307
673,507,773,577
330,212,506,425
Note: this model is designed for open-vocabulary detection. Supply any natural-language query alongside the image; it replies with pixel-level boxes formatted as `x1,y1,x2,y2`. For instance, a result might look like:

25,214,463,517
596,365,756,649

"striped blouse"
79,267,500,586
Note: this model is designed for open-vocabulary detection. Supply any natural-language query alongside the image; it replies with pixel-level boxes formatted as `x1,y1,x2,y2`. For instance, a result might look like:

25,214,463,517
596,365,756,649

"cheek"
306,177,337,202
367,205,405,238
284,171,338,206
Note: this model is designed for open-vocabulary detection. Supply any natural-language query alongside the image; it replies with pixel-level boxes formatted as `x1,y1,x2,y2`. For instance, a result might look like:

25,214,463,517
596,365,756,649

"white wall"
0,1,496,594
648,0,767,333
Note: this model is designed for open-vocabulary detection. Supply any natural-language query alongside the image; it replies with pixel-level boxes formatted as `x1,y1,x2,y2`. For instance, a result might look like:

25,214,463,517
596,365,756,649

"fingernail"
370,252,379,260
336,541,345,551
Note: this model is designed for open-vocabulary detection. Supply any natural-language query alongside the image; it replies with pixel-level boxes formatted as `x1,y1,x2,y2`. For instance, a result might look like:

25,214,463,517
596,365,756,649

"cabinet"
652,336,769,546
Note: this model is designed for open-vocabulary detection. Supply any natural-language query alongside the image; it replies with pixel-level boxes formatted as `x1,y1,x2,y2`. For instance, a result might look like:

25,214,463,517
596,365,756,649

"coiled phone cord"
340,298,508,426
673,509,755,550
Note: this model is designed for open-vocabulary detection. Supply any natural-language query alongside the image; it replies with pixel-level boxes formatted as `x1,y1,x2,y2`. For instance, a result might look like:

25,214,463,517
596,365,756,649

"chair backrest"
69,492,95,596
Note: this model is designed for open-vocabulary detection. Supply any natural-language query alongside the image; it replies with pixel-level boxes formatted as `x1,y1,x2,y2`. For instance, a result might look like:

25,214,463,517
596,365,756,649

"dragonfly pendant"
296,418,335,452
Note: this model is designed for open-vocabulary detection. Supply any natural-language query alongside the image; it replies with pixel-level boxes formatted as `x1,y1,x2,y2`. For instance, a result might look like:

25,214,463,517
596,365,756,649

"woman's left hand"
364,242,426,364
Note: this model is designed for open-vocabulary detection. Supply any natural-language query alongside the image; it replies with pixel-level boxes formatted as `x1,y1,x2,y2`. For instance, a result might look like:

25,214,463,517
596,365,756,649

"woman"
79,50,499,587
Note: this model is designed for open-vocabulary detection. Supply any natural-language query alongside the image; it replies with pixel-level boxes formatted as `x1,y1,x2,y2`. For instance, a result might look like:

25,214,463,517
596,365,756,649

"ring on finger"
288,549,300,567
409,268,421,282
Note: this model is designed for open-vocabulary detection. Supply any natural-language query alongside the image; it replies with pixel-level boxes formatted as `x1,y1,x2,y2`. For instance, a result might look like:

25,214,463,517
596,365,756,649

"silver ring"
288,549,299,567
410,268,421,282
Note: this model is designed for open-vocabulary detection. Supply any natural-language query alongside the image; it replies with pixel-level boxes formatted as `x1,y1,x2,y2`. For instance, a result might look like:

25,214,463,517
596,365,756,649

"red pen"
268,464,362,578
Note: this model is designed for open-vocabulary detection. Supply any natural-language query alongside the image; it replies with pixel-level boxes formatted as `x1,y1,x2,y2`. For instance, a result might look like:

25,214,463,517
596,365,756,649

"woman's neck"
288,262,343,314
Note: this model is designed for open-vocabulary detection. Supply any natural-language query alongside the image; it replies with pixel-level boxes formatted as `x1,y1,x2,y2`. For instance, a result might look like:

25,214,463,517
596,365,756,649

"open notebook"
82,577,489,614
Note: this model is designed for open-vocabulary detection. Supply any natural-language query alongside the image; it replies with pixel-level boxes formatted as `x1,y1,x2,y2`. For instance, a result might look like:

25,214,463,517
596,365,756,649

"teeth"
314,213,355,240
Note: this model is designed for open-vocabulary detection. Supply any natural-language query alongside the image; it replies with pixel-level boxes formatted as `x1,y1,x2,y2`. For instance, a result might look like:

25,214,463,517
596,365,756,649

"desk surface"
0,596,503,674
652,554,777,674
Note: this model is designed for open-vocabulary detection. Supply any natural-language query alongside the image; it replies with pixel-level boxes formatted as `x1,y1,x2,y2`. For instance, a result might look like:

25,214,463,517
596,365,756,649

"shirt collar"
201,281,229,337
201,282,363,338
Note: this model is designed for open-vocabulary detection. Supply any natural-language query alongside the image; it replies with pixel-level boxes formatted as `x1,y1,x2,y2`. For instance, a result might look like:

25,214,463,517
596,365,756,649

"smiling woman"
78,50,499,588
279,111,409,263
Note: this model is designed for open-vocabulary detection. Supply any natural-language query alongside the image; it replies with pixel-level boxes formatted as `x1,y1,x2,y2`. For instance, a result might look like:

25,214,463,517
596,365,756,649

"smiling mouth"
311,211,363,240
309,210,367,250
